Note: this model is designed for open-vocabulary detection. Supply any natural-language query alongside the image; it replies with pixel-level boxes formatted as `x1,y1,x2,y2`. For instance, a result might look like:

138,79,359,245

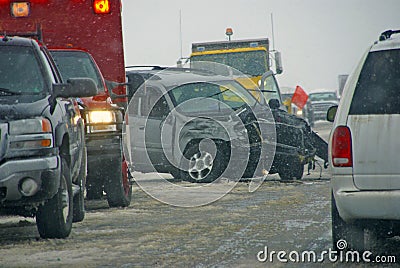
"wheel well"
59,135,71,167
183,138,230,155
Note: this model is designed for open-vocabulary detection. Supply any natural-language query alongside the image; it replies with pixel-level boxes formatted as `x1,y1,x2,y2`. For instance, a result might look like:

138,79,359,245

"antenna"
179,9,183,60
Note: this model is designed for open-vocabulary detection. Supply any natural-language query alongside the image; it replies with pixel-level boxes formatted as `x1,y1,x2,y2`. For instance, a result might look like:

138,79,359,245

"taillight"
331,126,353,167
93,0,110,14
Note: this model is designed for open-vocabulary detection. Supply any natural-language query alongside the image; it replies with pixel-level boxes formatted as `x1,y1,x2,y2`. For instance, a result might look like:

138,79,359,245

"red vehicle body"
0,0,132,207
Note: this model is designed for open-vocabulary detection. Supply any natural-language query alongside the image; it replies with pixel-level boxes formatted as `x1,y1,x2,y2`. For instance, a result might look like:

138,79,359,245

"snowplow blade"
311,131,328,163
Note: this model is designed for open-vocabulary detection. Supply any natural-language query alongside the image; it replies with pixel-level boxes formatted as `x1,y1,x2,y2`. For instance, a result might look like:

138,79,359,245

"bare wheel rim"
188,151,214,181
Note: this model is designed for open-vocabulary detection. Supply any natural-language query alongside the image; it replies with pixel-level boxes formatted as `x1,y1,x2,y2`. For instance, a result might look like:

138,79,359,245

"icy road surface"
1,121,398,267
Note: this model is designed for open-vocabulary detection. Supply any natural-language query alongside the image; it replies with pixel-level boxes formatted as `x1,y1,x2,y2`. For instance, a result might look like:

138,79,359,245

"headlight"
86,110,117,133
9,118,51,135
88,111,115,124
296,109,303,116
8,118,53,149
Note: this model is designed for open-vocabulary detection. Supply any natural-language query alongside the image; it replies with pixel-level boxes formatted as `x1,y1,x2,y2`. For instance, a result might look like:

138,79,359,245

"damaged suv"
125,67,276,182
125,67,327,182
0,36,97,238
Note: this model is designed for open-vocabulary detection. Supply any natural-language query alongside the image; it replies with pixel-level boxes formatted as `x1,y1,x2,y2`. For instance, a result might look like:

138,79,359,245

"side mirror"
268,98,280,110
53,78,98,98
274,51,283,74
105,79,131,100
326,105,338,122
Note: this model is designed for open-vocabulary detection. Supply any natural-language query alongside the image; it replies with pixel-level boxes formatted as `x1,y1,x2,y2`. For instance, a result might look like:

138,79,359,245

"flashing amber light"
11,2,30,17
225,28,233,36
93,0,110,14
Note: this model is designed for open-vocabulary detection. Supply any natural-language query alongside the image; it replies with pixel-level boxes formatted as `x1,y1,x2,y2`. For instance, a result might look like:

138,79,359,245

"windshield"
51,50,105,93
0,46,44,94
169,80,257,114
309,92,338,102
191,50,268,77
261,74,282,103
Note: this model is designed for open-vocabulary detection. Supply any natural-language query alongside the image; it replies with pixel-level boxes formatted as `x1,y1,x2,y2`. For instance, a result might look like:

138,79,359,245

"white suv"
328,29,400,251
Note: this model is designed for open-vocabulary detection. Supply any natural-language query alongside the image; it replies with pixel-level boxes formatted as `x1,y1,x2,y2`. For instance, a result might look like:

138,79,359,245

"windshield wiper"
0,88,22,96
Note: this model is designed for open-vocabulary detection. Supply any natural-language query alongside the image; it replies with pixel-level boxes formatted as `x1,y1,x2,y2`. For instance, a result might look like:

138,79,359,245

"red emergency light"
93,0,110,14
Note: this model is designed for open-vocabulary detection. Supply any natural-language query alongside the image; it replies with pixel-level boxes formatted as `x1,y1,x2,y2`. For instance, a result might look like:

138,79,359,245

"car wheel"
104,144,132,207
180,141,228,183
332,193,365,251
73,147,86,223
36,157,73,239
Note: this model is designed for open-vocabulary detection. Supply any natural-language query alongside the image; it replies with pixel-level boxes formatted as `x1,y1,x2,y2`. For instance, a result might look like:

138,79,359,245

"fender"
178,119,230,155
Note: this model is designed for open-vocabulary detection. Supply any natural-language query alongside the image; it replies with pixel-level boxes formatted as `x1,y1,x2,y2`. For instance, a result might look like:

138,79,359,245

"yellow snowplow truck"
190,38,283,102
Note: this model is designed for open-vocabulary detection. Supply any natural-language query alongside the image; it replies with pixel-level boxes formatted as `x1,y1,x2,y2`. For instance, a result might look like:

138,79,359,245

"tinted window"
349,49,400,114
147,87,169,119
51,51,105,92
0,46,44,94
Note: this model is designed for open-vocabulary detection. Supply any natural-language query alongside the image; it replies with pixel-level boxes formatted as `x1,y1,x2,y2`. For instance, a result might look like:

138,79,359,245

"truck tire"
278,158,304,180
104,147,132,207
180,141,229,183
36,157,73,239
86,177,103,200
332,193,365,251
73,147,86,223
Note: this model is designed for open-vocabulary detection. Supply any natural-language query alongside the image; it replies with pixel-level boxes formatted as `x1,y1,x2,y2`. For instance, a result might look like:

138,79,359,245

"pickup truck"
0,36,97,238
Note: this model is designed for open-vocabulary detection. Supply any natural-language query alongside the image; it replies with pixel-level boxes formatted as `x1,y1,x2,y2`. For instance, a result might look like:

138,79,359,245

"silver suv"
328,29,400,251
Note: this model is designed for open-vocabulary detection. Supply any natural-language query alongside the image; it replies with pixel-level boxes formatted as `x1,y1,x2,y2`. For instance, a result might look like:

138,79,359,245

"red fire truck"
0,0,132,207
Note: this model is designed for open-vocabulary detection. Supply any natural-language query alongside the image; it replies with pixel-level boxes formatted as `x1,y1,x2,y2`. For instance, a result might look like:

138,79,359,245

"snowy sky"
121,0,399,92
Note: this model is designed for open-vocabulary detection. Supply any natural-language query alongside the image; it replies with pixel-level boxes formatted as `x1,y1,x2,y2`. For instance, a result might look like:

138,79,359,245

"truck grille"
311,102,336,112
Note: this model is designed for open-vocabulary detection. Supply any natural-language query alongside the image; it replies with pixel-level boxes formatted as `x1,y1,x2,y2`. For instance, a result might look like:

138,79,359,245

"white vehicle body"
329,30,400,250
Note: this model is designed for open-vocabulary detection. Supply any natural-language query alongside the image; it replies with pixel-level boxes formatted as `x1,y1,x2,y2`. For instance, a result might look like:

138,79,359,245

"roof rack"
379,30,400,41
125,65,217,76
125,65,165,70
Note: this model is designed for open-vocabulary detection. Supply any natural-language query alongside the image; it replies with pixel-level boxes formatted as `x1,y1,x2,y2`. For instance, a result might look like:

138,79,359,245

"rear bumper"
332,175,400,221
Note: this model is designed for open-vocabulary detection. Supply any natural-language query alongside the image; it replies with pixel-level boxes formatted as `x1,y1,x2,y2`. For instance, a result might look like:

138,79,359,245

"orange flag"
291,85,308,109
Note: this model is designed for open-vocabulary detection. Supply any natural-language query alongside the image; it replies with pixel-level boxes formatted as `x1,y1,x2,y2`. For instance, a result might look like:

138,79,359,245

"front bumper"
0,155,60,204
86,133,122,169
332,175,400,222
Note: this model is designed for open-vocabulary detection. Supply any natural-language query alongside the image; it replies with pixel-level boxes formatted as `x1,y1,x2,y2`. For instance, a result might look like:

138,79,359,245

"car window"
148,90,170,119
0,46,44,94
170,81,256,114
309,92,337,102
51,51,106,93
139,86,170,119
349,49,400,115
261,74,282,102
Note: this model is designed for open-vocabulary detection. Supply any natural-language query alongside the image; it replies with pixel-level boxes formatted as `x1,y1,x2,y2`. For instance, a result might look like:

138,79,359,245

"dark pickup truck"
0,36,97,238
